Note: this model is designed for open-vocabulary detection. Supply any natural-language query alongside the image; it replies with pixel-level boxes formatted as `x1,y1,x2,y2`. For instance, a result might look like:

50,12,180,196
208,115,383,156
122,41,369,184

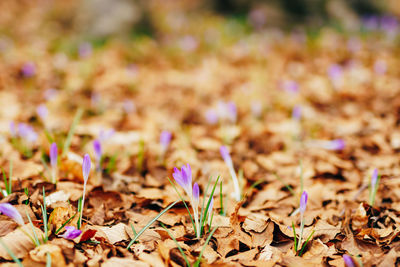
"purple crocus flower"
292,105,302,120
0,203,24,225
220,145,241,201
300,191,308,214
205,109,218,125
208,197,214,225
82,154,91,183
160,131,172,152
371,168,378,188
227,102,237,123
172,164,192,196
326,139,345,151
363,16,379,31
99,128,115,143
342,255,355,267
18,123,38,143
50,142,58,168
21,62,36,78
193,183,200,204
79,42,92,58
282,80,299,94
93,139,102,164
36,104,48,121
59,226,82,240
220,145,231,163
328,64,343,82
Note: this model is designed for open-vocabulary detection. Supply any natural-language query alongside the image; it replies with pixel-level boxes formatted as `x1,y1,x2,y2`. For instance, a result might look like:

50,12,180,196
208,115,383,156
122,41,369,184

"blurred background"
0,0,399,42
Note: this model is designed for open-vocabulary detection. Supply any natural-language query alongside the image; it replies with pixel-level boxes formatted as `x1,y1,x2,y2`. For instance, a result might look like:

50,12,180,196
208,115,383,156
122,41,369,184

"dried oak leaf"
29,244,67,267
102,257,150,267
0,224,44,260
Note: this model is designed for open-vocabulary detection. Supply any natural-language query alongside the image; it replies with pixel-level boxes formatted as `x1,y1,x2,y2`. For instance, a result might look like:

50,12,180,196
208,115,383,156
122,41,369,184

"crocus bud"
208,197,214,225
21,62,36,78
205,109,218,125
371,168,378,188
318,139,345,151
50,142,58,168
82,154,91,183
220,145,231,163
193,183,200,204
93,140,102,162
292,105,302,120
36,104,48,121
160,131,172,152
172,164,192,196
342,255,355,267
0,203,24,225
300,191,308,214
59,226,82,240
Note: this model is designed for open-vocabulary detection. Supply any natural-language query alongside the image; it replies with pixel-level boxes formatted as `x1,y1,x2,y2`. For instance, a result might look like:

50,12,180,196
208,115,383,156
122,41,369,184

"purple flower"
327,139,345,151
248,8,266,29
220,146,231,163
79,42,92,58
193,183,200,204
59,226,82,240
282,80,299,94
36,104,48,121
208,197,214,225
160,131,172,152
18,123,38,143
300,191,308,214
0,203,24,225
21,62,36,78
292,105,301,120
82,154,91,183
342,255,355,267
50,142,58,168
205,109,218,125
226,102,237,123
172,164,192,196
363,16,379,31
371,168,378,188
99,129,115,143
380,15,398,33
328,64,343,82
93,140,102,163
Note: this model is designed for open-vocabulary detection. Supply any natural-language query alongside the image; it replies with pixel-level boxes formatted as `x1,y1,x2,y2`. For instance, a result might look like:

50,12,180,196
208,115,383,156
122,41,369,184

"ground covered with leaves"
1,2,400,267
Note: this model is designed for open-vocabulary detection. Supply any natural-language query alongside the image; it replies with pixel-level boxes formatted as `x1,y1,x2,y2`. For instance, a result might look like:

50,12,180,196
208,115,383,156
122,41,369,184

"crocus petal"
50,142,58,168
160,131,172,150
220,146,231,163
342,255,355,267
0,203,24,225
36,104,48,121
59,226,82,240
193,183,199,204
371,168,378,187
82,154,91,183
93,140,102,161
173,168,185,187
208,197,214,225
300,191,308,214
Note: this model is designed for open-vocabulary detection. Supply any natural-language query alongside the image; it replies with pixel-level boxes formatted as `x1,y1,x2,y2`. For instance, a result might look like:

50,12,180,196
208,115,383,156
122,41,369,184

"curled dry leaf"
29,244,67,267
0,224,44,260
